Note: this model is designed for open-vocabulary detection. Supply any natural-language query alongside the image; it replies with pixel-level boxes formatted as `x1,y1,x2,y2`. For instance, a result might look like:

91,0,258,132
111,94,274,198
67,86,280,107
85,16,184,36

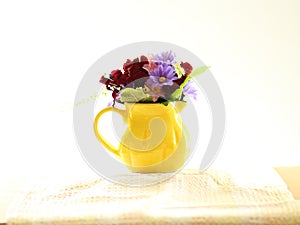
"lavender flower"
148,63,177,87
183,80,197,100
154,50,176,64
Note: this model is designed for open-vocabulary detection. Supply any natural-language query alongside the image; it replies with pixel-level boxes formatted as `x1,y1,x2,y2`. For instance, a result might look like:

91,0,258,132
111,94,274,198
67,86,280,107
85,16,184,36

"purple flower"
148,63,177,87
154,50,176,64
183,80,197,100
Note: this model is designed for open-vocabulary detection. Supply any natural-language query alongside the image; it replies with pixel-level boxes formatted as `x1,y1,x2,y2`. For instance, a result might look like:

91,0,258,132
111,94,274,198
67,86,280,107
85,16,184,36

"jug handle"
94,107,126,156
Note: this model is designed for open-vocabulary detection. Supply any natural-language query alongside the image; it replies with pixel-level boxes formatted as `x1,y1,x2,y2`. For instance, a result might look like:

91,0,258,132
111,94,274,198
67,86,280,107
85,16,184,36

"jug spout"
174,101,186,113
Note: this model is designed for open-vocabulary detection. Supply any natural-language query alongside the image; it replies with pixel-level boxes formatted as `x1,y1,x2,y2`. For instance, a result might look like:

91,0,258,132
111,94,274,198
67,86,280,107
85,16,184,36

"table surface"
274,166,300,200
0,167,299,225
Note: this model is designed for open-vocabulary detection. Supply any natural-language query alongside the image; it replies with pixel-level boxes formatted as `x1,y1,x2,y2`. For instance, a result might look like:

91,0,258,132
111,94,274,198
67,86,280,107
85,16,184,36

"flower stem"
180,93,185,101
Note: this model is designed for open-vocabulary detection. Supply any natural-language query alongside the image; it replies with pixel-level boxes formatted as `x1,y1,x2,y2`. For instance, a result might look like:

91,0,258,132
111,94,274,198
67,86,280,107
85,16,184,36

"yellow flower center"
159,77,166,83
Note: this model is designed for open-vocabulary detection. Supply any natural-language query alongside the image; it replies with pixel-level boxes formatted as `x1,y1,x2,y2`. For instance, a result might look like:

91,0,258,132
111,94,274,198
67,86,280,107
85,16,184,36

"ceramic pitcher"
94,102,189,173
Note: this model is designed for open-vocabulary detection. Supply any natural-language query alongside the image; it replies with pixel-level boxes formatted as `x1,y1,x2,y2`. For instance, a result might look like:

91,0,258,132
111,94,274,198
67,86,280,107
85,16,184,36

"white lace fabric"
6,169,300,225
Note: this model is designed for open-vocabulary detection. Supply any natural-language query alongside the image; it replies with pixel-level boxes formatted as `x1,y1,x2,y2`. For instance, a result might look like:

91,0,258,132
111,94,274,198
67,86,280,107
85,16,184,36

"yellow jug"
94,102,189,173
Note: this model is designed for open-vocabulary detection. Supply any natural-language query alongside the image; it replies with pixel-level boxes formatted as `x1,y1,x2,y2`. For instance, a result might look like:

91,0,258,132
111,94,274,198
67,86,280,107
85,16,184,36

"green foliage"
162,101,169,106
120,88,151,103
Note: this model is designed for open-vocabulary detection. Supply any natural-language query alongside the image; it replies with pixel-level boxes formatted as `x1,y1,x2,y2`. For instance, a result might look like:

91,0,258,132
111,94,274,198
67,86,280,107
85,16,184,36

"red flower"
123,56,149,85
99,55,149,100
174,76,185,86
143,56,158,72
174,62,193,86
99,75,109,85
181,62,193,76
112,89,119,100
110,69,125,85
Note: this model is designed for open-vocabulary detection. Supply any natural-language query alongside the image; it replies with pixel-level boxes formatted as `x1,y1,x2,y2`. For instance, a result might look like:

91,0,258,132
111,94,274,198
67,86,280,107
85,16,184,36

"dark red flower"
140,55,149,67
143,56,158,72
99,75,109,85
122,56,149,86
174,76,186,86
111,69,122,78
112,89,119,100
174,62,193,86
99,55,150,100
110,69,125,85
181,62,193,76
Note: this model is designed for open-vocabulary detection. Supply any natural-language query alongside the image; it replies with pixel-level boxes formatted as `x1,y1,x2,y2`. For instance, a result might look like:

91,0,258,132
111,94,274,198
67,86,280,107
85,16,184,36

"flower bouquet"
99,51,209,106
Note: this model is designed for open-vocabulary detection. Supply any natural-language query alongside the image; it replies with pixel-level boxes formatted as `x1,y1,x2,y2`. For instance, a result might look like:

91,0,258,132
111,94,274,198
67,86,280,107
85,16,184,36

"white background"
0,0,299,178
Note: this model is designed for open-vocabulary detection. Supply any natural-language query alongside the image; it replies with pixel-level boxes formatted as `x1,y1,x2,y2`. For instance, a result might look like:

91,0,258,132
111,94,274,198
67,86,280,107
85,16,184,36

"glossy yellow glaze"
94,102,189,172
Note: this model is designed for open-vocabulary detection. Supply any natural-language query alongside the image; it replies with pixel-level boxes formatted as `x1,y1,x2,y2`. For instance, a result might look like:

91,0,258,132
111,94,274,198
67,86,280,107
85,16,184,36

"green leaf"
162,101,169,106
170,88,183,100
189,66,211,78
180,66,211,89
120,88,151,103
